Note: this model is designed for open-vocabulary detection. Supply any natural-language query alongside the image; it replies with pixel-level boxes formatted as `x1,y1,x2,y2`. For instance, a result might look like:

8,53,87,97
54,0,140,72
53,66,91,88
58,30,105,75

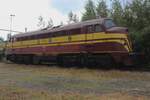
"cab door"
84,25,95,53
86,25,94,41
93,24,104,40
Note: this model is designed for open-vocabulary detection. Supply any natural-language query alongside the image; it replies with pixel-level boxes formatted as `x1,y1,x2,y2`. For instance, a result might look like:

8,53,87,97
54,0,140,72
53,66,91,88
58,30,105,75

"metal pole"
10,14,15,36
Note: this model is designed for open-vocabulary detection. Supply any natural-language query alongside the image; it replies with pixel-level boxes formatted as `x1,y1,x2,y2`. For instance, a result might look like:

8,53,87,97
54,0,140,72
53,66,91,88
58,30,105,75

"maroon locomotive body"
6,18,135,66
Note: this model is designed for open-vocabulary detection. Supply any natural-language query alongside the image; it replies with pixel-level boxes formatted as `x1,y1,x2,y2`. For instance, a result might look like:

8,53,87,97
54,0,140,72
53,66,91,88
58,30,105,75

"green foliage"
96,0,108,18
37,16,53,29
82,0,96,21
68,11,74,22
122,5,134,28
47,18,53,28
37,16,46,29
0,37,4,61
111,0,124,26
127,0,150,61
129,0,149,31
140,26,150,60
82,0,108,21
68,11,79,23
0,37,4,43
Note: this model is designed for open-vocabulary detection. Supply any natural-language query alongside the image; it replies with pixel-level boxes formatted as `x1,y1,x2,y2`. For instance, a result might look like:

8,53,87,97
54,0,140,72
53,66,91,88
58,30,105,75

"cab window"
87,25,94,33
104,19,116,29
95,24,102,32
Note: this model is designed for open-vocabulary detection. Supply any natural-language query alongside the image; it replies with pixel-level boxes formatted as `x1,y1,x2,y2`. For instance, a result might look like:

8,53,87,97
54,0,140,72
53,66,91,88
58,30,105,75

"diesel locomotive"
5,18,134,66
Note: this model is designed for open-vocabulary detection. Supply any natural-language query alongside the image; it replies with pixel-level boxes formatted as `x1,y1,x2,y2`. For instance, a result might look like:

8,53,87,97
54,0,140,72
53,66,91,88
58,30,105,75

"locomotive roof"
13,18,109,38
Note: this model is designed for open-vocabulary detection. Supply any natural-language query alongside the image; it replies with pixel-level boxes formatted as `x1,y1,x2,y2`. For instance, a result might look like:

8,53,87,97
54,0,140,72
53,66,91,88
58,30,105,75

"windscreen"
104,19,116,29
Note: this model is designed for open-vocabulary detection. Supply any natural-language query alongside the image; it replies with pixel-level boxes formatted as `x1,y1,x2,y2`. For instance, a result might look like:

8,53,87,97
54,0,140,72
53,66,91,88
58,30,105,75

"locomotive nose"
106,27,129,33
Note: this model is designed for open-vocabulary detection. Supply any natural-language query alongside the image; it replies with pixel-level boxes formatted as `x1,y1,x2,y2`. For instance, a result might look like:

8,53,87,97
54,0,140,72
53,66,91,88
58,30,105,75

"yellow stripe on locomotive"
7,32,131,52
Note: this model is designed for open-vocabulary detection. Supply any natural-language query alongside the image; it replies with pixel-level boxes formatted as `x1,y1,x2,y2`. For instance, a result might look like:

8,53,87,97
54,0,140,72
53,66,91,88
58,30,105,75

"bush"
130,26,150,64
141,26,150,61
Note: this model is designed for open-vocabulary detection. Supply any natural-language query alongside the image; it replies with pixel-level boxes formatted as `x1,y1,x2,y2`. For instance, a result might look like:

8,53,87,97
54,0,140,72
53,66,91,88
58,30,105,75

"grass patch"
0,63,149,99
0,86,149,100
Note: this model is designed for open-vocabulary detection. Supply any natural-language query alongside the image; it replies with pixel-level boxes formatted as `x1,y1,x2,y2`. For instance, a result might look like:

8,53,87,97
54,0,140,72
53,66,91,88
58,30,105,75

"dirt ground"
0,62,149,100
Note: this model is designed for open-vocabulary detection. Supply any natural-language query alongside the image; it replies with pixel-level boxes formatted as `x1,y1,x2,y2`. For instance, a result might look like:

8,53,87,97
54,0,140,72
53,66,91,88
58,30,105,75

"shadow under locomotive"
5,54,149,73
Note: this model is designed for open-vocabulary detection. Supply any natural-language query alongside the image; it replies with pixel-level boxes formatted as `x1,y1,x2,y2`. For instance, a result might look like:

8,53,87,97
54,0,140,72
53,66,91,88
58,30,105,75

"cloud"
0,0,91,40
0,0,71,39
50,0,86,14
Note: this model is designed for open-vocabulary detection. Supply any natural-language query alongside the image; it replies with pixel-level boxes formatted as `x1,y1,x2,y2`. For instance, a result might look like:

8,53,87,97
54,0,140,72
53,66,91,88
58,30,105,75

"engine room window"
104,19,116,29
70,28,81,35
95,24,102,32
87,25,94,33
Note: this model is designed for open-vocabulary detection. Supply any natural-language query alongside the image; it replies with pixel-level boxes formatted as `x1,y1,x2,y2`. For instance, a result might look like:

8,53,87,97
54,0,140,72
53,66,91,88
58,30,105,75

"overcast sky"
0,0,129,40
0,0,86,39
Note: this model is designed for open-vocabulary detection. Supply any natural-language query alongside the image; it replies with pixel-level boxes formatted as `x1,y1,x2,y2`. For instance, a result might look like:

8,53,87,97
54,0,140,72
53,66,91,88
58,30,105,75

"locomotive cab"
103,19,133,52
102,19,134,66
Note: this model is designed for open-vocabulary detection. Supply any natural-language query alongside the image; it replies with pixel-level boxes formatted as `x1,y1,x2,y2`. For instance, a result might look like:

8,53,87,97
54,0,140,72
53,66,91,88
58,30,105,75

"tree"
68,11,74,23
72,14,79,23
60,21,64,26
0,37,4,43
111,0,124,25
96,0,108,18
121,0,150,64
129,0,150,31
68,11,79,24
37,16,54,29
144,0,150,25
141,26,150,59
37,16,46,29
0,37,4,60
47,18,53,28
122,5,133,29
82,0,96,21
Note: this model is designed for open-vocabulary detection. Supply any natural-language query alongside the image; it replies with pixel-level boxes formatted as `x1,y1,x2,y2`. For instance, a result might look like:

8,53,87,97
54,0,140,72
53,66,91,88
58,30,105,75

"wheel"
32,56,40,65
